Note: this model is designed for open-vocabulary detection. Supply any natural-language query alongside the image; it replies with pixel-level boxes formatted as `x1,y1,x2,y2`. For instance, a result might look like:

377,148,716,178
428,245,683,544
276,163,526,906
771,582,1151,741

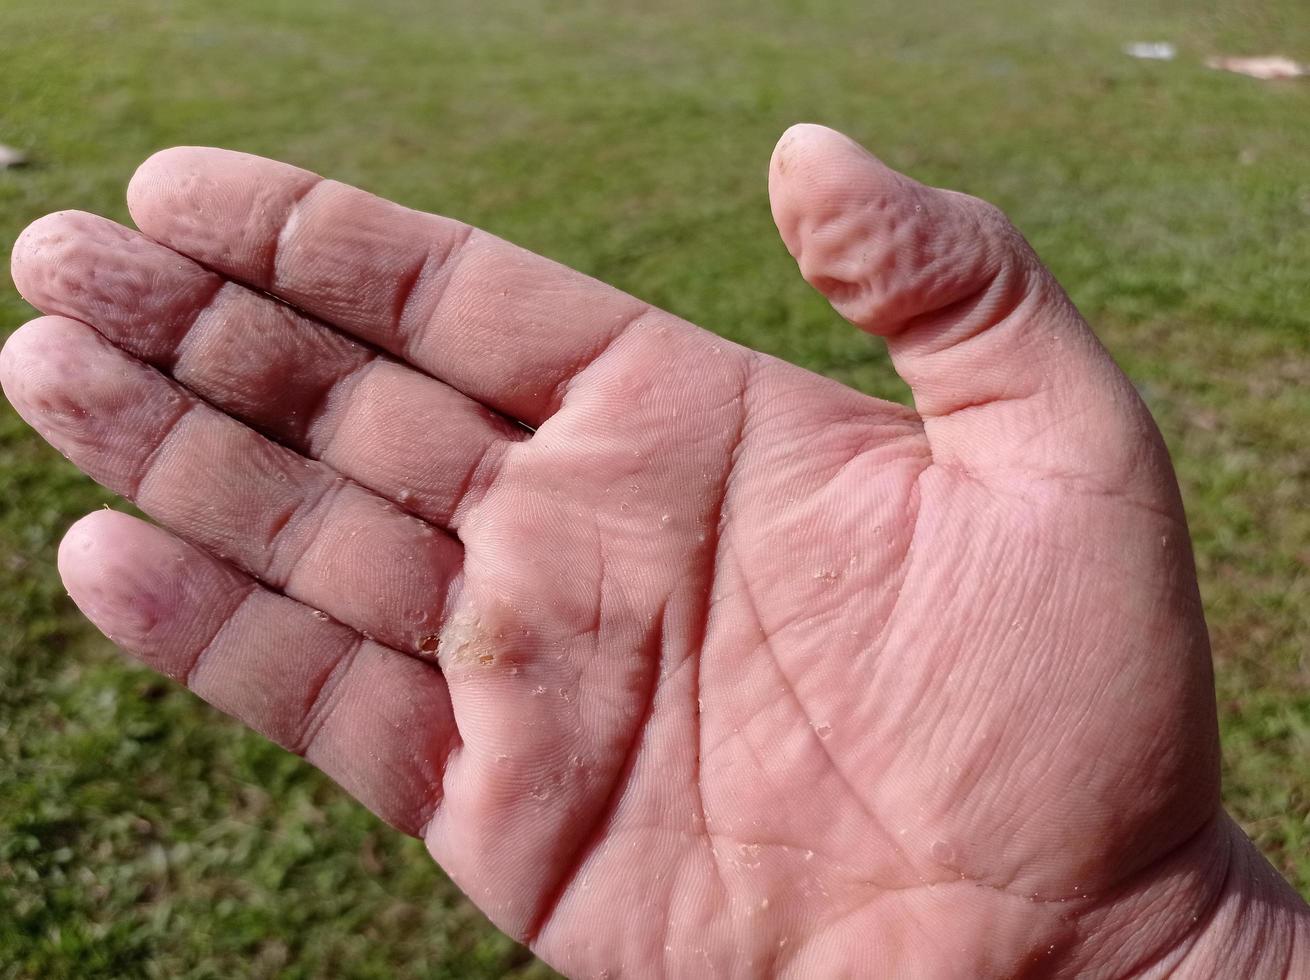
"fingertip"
56,508,126,588
1,315,85,403
126,146,321,277
11,210,135,315
769,125,823,254
769,123,886,197
770,122,823,171
11,211,80,306
1,315,101,418
128,146,277,232
126,146,315,221
2,315,187,492
768,123,904,273
770,123,855,175
56,513,102,618
0,315,34,383
57,510,175,652
128,146,211,184
5,311,94,348
126,146,205,228
1,318,38,404
766,122,1019,341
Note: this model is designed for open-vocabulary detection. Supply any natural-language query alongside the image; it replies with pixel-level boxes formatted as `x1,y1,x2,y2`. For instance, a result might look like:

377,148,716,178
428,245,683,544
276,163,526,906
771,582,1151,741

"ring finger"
0,315,461,655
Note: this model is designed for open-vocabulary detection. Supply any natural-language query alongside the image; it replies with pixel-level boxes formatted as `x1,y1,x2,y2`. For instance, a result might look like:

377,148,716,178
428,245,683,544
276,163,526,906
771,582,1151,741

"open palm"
3,125,1254,976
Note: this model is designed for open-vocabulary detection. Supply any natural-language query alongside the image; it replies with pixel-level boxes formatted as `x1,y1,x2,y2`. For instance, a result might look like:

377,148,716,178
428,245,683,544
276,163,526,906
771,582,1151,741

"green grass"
1,0,1307,975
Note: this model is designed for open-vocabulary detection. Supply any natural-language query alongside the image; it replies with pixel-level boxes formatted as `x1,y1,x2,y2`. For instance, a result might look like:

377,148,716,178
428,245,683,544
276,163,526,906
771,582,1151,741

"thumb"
769,123,1164,488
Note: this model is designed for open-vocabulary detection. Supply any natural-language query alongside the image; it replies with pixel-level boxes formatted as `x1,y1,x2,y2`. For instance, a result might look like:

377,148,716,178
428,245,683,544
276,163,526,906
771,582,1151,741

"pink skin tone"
3,124,1305,977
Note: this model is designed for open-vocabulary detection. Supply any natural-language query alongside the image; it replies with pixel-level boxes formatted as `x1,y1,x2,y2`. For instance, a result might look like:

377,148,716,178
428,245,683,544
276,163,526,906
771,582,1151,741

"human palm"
0,125,1266,975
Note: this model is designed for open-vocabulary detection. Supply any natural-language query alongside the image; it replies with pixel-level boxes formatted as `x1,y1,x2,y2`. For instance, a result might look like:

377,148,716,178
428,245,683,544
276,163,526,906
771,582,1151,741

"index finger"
126,147,674,427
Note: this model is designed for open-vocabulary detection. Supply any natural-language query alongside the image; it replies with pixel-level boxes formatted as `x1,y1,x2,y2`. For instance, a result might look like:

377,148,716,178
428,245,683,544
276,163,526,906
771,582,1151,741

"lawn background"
1,1,1306,976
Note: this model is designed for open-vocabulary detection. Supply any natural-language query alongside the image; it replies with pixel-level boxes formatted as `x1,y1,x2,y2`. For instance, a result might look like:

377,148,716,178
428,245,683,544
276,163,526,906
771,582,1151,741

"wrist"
1165,813,1308,978
1064,811,1308,978
1046,810,1306,978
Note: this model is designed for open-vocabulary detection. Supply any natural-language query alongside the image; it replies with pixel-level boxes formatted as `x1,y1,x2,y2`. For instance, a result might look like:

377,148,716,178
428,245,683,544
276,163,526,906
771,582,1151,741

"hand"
4,124,1304,977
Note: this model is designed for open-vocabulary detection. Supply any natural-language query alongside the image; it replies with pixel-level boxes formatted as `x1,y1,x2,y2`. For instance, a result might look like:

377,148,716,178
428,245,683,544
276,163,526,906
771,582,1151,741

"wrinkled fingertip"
767,123,901,261
0,315,103,415
11,211,80,306
1,315,83,403
58,508,144,596
771,123,851,174
0,315,36,383
769,123,886,194
126,146,207,228
128,146,276,232
57,509,117,583
57,510,124,628
57,510,180,655
11,210,129,314
126,146,315,230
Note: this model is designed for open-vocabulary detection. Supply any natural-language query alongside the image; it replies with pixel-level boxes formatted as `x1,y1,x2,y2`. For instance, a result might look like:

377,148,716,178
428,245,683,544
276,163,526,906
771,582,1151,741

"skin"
2,124,1306,977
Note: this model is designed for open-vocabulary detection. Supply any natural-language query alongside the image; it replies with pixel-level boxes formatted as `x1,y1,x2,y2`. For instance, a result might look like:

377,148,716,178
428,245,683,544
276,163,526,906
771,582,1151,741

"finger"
769,124,1167,485
58,509,457,834
0,316,460,654
11,211,521,528
126,147,672,427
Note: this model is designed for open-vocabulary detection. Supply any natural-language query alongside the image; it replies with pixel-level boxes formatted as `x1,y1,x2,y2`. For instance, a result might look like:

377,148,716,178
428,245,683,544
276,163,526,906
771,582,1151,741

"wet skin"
4,125,1307,977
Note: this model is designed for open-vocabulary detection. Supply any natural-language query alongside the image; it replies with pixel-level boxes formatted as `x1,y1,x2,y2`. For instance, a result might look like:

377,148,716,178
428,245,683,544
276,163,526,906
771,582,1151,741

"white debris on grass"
0,144,28,168
1121,43,1309,81
1123,42,1177,61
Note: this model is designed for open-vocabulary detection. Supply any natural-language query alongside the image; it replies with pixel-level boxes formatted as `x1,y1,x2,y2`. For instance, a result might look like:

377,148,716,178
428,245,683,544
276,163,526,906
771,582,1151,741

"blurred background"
1,0,1306,976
